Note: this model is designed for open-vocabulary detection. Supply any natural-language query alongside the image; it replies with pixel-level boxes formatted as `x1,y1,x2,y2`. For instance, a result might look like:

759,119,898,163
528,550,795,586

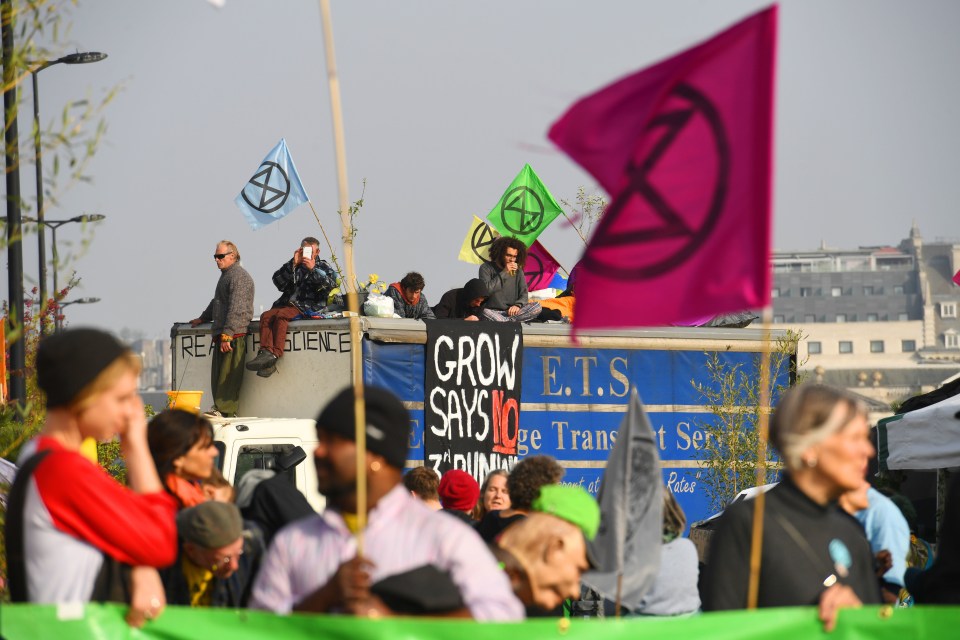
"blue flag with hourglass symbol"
235,138,310,230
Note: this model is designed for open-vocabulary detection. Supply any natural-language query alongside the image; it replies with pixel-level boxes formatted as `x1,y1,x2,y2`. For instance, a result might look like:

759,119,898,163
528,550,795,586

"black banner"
424,320,523,481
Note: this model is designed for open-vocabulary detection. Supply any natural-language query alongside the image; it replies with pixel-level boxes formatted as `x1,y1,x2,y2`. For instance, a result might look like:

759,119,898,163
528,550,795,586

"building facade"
771,224,960,410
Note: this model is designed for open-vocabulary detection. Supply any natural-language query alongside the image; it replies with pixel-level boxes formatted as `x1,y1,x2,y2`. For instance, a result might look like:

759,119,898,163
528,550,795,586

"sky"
3,0,959,338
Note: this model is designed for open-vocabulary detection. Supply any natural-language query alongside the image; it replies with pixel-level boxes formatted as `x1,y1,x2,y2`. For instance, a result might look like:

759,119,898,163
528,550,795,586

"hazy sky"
4,0,958,337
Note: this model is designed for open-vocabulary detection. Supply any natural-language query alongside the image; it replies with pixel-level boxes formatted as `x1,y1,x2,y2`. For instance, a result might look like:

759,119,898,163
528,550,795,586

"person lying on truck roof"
246,236,338,378
385,271,436,320
432,278,490,321
249,386,524,620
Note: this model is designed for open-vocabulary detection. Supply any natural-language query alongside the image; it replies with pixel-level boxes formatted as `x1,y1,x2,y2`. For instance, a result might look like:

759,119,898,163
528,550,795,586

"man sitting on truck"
249,386,524,619
246,237,337,378
432,278,490,321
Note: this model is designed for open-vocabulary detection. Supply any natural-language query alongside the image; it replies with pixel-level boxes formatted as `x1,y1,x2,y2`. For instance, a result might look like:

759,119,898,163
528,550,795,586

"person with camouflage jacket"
246,237,337,378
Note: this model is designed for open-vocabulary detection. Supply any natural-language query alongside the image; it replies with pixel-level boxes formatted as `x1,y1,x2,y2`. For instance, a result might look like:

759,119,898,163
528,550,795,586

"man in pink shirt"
250,386,524,620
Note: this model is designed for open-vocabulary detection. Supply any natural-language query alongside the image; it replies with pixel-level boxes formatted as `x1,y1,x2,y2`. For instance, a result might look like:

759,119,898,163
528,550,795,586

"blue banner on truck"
363,335,789,527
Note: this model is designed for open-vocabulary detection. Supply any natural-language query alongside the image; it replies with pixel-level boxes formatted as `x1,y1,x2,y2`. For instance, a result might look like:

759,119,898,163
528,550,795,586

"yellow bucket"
166,390,203,414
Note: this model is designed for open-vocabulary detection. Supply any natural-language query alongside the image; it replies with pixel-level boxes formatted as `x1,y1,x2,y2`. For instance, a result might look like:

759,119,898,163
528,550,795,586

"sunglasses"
213,252,233,260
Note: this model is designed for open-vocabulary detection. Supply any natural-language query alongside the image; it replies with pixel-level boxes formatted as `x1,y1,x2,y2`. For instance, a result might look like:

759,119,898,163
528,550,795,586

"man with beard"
249,386,523,619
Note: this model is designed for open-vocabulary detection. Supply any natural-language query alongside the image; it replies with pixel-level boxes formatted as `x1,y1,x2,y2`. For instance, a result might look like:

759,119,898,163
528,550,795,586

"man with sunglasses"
190,240,255,417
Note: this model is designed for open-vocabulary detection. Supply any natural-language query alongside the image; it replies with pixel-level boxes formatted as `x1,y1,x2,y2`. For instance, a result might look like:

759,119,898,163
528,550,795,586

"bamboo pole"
318,0,367,553
746,306,773,609
307,200,345,284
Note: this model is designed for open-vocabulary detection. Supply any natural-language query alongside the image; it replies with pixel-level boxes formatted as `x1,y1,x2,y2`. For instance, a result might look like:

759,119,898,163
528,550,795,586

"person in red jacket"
5,328,179,627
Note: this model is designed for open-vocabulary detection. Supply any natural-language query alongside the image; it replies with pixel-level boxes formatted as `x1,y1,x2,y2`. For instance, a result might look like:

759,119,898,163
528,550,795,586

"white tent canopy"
878,393,960,471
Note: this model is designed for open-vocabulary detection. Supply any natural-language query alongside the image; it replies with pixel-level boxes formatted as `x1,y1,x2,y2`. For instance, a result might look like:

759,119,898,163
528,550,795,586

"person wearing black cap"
4,328,179,627
432,278,490,321
250,385,524,620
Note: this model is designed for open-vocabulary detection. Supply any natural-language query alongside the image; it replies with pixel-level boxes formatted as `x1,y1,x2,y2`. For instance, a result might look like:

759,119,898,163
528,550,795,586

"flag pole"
307,200,346,284
318,0,367,554
746,306,773,608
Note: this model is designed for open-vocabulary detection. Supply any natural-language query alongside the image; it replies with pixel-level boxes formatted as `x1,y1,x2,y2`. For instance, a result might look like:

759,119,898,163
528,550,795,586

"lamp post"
56,296,100,332
31,51,108,319
23,214,106,301
3,0,26,409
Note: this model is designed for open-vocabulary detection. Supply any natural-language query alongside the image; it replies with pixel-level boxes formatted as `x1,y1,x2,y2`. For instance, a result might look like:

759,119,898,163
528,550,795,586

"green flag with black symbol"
485,164,563,246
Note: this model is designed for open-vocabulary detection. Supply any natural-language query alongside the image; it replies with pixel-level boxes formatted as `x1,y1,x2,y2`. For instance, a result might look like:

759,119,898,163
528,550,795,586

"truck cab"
210,416,324,512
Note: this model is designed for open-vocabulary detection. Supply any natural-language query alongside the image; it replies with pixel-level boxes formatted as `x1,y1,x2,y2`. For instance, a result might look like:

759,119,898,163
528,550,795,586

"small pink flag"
954,269,960,287
549,6,777,329
525,241,563,291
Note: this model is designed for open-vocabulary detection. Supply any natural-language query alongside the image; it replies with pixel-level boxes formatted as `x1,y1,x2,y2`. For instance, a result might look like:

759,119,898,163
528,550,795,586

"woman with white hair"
702,384,880,630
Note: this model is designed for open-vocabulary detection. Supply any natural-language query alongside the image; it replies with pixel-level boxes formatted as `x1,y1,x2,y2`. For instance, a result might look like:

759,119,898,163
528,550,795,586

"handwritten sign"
424,320,523,481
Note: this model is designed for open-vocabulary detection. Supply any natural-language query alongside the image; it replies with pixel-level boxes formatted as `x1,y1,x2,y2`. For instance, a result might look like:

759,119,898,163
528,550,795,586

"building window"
804,314,817,323
941,302,957,319
898,313,909,321
893,285,904,294
800,287,813,297
863,286,875,296
946,332,959,349
773,315,785,323
808,341,822,355
831,286,843,297
839,341,853,354
866,313,879,322
771,288,780,298
902,340,916,352
870,340,884,353
836,314,847,323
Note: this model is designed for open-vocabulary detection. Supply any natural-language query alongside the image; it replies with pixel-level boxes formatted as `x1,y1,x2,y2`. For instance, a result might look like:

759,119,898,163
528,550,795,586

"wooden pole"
306,200,345,283
746,306,773,609
318,0,367,553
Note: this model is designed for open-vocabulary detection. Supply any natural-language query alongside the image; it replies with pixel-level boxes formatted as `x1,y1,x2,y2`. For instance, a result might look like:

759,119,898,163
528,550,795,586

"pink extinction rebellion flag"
525,240,563,291
954,269,960,287
549,6,778,330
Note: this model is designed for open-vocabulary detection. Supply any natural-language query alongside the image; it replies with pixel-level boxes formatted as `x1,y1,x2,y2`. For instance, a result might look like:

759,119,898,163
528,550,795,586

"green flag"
486,164,563,246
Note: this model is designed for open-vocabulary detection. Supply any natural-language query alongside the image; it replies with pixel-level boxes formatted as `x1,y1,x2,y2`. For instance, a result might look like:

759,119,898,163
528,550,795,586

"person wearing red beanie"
439,469,481,525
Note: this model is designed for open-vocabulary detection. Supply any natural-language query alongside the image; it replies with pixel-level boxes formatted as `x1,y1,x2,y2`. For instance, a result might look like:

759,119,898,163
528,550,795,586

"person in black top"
432,278,489,321
702,384,880,631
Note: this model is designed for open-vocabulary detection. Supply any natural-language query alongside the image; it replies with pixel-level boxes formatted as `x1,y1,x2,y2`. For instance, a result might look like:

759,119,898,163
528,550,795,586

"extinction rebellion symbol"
241,161,291,214
470,221,497,263
583,83,730,280
499,187,544,236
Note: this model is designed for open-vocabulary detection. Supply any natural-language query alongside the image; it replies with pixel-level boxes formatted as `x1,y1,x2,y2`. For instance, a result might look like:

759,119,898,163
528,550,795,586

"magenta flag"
525,241,563,291
549,6,777,329
954,270,960,287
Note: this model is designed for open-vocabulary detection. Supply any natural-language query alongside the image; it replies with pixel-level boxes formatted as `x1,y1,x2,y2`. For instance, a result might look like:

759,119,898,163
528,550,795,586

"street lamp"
30,51,108,318
56,296,100,332
22,213,106,300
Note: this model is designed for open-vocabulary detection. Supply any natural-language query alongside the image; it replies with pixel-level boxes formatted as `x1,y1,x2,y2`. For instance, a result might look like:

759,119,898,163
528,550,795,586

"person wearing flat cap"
162,501,260,608
494,484,599,613
4,328,179,628
250,385,524,620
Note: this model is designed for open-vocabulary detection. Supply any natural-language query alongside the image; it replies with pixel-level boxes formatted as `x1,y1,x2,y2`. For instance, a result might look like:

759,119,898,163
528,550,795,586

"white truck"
172,317,792,525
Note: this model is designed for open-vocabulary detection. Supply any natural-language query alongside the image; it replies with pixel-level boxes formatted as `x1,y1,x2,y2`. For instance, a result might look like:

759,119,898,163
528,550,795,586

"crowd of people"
190,235,574,417
4,327,959,631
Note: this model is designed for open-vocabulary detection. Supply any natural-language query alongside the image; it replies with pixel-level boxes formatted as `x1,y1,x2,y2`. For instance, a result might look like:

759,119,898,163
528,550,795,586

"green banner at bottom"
1,603,959,640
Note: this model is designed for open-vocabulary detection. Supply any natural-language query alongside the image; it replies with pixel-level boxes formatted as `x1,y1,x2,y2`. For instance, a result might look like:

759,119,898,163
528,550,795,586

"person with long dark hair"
148,409,218,508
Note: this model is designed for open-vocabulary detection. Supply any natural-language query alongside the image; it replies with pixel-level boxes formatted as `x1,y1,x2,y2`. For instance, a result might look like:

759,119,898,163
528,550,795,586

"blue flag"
235,138,310,230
